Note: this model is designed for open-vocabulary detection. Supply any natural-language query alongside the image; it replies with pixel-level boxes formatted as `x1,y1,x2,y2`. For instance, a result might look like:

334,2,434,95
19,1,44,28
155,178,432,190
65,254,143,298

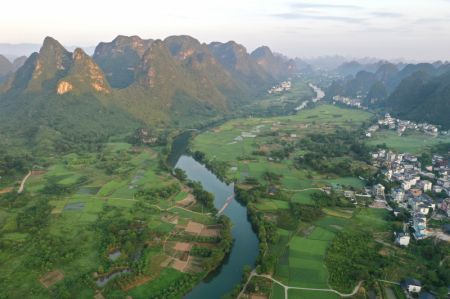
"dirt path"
238,270,363,299
281,187,325,192
17,171,32,194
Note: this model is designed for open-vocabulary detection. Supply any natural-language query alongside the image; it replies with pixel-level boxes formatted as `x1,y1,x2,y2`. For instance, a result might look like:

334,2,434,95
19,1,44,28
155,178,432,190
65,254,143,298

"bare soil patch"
176,194,196,207
173,242,192,251
94,292,105,299
171,259,188,272
161,214,178,224
0,187,13,195
31,170,47,175
185,221,204,235
160,257,173,267
121,276,152,291
200,228,220,237
39,270,64,288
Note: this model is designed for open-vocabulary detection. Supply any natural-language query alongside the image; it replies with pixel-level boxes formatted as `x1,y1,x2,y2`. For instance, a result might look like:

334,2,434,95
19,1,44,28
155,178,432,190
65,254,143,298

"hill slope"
386,71,450,128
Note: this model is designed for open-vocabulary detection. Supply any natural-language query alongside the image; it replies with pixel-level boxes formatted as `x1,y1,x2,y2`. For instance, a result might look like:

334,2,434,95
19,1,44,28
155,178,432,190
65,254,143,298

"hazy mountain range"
327,61,450,128
1,34,449,154
0,35,296,151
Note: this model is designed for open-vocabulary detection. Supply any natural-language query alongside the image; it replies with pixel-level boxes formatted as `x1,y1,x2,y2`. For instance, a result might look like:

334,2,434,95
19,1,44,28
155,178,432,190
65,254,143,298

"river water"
168,132,259,299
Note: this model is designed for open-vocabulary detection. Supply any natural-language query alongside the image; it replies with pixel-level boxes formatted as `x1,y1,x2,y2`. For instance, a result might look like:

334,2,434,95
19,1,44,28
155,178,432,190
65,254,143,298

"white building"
373,184,385,198
395,232,410,247
401,279,422,293
391,188,405,203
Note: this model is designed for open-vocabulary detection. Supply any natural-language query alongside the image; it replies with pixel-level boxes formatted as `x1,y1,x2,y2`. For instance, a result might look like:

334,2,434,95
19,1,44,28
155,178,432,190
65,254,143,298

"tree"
173,168,187,181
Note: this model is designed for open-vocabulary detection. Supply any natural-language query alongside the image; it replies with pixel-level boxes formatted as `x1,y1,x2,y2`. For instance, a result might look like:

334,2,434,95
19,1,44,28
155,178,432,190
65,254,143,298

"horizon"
0,35,447,65
1,0,450,61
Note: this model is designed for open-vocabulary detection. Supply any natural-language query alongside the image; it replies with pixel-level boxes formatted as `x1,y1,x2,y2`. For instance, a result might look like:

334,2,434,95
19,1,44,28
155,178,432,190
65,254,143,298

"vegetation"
0,143,231,298
325,231,381,292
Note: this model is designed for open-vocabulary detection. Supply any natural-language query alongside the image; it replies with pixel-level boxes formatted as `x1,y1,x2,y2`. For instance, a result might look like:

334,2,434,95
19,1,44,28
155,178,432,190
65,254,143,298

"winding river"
168,132,259,299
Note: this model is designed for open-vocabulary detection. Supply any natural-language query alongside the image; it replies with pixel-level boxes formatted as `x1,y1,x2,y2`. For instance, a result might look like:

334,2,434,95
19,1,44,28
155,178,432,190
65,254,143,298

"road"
238,270,363,299
17,171,32,194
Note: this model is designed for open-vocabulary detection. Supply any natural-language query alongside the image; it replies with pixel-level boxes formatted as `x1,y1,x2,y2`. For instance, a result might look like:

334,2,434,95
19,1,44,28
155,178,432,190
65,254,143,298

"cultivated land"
191,104,385,298
192,104,372,189
367,130,450,154
0,143,228,298
191,103,449,299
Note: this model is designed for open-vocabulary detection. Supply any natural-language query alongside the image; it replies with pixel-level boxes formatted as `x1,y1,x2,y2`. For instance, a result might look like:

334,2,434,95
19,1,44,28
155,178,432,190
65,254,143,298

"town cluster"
267,81,291,94
332,95,367,109
370,149,450,245
365,113,444,138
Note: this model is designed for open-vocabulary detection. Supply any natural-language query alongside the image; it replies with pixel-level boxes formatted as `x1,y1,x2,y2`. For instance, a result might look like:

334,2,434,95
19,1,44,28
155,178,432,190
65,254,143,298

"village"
361,148,450,299
332,95,368,110
267,80,292,94
366,113,445,138
369,147,450,242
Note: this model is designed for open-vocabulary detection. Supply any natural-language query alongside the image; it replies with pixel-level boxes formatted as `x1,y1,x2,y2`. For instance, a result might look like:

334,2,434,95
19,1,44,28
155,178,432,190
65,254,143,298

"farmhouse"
394,232,410,247
401,278,422,293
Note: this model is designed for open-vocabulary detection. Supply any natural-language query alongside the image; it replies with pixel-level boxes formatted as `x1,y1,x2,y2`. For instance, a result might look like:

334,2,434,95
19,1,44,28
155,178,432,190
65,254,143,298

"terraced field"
0,143,228,298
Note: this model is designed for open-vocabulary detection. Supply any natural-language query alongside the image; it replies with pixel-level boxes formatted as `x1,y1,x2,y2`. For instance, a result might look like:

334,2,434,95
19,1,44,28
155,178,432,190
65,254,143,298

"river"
168,132,259,299
295,83,325,111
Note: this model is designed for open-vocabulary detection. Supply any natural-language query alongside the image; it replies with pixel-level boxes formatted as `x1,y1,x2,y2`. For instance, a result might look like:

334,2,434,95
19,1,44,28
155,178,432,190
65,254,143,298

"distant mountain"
324,59,450,128
0,35,296,151
335,61,385,77
385,71,450,128
326,61,450,103
250,46,296,80
0,37,138,152
0,55,13,83
0,43,94,60
3,37,107,95
0,43,40,60
12,56,27,71
93,35,153,88
208,41,275,95
0,55,27,84
302,55,348,71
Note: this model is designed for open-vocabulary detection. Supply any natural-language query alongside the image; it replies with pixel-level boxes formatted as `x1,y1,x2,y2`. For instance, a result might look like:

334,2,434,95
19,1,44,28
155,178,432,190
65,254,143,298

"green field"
274,218,346,290
191,104,379,298
192,104,372,190
368,130,450,153
0,143,226,298
288,289,340,299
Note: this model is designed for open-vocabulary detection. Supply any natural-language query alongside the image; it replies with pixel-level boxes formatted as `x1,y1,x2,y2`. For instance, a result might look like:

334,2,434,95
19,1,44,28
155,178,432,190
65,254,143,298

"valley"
0,143,232,298
187,102,450,299
0,31,449,299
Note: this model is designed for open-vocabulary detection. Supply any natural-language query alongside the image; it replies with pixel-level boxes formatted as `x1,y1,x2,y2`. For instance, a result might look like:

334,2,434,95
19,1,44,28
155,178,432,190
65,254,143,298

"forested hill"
386,70,450,128
325,61,450,128
0,35,297,153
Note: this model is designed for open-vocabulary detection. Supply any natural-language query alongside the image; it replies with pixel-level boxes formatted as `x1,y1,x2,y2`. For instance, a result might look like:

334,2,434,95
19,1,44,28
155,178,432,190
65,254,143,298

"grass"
288,289,340,299
192,104,372,184
191,104,377,298
0,143,225,298
290,190,320,204
367,130,450,154
352,208,390,232
128,268,186,298
275,233,331,289
307,227,336,241
271,283,285,299
255,199,290,211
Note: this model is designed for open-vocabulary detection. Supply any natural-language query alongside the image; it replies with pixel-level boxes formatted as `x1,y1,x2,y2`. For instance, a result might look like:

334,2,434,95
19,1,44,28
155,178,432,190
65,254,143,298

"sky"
1,0,450,61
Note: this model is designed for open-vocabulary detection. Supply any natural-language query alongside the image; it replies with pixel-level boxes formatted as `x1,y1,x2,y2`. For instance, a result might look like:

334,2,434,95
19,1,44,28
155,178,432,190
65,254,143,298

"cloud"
272,12,366,24
370,12,402,18
290,2,362,10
